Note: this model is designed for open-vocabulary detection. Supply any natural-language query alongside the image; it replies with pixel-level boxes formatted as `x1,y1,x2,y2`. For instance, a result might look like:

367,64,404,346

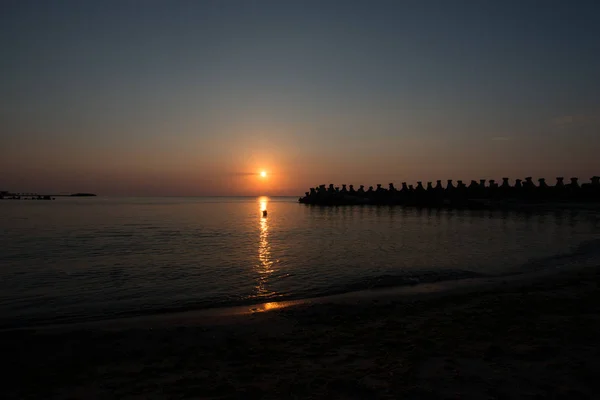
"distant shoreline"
0,192,96,200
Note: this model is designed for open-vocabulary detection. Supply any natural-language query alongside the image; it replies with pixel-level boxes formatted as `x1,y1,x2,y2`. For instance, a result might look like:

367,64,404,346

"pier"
0,191,97,200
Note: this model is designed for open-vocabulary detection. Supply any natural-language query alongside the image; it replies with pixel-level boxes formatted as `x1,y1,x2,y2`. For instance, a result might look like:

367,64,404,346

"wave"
0,268,486,330
306,269,485,298
2,238,600,330
506,237,600,275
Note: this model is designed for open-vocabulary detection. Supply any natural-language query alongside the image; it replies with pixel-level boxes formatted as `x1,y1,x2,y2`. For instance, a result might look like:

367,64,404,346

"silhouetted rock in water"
499,178,512,198
582,176,600,202
533,178,548,201
515,179,523,189
569,177,579,189
448,180,467,205
567,177,581,201
431,180,445,204
468,180,480,199
70,193,97,197
341,184,348,193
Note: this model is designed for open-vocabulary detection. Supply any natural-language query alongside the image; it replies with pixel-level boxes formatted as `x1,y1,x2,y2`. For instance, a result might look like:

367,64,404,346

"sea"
1,196,600,329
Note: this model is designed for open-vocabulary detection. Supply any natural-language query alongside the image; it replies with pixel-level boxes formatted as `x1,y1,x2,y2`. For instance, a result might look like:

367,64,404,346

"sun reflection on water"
256,196,275,298
260,198,268,212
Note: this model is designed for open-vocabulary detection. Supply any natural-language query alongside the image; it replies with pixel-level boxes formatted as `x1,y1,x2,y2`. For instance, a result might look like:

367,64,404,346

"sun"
260,171,267,178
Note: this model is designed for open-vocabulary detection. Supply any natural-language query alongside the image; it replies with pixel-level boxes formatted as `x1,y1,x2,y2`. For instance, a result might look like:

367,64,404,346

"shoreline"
3,264,600,398
0,262,593,333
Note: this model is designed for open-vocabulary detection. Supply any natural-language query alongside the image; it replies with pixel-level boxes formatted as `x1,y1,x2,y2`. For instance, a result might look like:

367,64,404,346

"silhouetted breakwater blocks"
298,176,600,209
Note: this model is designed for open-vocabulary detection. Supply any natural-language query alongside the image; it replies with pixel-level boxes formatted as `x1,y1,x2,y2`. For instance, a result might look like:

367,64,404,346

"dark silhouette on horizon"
299,176,600,210
0,191,96,200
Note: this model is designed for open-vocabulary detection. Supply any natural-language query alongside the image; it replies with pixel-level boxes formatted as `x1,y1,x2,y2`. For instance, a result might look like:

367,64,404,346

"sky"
1,0,599,196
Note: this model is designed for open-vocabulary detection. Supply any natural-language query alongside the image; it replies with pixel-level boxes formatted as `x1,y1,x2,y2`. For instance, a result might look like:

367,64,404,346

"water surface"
1,196,599,328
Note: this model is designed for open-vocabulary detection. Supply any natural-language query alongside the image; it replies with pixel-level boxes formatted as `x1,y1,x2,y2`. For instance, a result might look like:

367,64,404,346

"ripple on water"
0,197,598,328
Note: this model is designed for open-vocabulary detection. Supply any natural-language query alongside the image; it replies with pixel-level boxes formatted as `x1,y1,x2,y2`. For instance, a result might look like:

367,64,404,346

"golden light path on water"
256,196,276,301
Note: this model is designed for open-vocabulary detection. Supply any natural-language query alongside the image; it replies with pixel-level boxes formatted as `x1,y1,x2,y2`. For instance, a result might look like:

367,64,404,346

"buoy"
262,210,268,217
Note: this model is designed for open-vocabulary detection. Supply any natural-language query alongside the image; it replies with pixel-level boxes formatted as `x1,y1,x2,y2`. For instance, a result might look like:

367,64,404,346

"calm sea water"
1,196,600,328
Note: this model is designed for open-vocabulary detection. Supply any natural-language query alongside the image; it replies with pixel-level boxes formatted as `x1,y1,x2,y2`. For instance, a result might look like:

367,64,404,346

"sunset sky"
1,0,599,196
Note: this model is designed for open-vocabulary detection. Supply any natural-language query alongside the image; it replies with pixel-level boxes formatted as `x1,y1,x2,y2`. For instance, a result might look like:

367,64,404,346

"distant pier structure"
1,191,97,200
0,191,54,200
298,176,600,210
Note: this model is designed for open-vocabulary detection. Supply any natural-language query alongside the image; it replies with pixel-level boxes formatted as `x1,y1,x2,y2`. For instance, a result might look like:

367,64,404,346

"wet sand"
3,266,600,399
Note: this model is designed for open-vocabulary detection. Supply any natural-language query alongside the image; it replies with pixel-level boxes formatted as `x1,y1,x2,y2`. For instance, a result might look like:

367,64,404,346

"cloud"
229,172,258,177
491,136,510,141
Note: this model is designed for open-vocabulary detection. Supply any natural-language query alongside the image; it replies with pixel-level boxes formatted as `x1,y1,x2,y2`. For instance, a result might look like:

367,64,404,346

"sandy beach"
3,266,600,399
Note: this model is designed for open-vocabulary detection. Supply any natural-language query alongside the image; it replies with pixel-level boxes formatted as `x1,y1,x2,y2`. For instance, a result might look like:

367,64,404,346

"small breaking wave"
3,243,600,331
0,268,486,330
508,238,600,275
306,269,486,298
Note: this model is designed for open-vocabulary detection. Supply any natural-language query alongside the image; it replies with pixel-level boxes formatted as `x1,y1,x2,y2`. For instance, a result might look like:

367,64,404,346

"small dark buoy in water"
262,210,268,217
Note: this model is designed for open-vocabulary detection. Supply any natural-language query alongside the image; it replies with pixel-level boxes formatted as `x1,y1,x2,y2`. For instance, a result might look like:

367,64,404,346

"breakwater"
298,176,600,209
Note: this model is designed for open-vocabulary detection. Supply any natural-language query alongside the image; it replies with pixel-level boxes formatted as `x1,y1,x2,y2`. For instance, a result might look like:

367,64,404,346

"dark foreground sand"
3,267,600,399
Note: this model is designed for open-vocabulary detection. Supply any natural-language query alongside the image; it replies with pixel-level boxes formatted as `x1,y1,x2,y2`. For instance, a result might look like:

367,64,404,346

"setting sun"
260,171,267,178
